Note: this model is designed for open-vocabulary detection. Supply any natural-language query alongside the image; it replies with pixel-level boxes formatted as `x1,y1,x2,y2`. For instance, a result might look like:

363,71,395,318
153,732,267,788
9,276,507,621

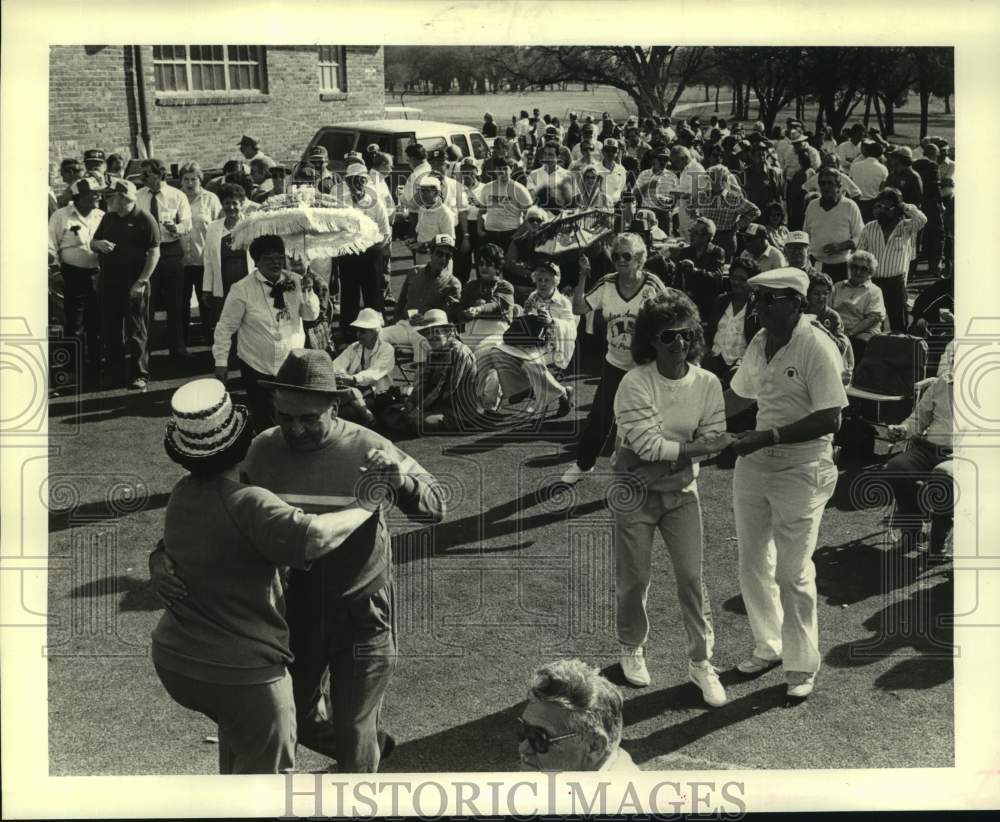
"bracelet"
770,428,781,444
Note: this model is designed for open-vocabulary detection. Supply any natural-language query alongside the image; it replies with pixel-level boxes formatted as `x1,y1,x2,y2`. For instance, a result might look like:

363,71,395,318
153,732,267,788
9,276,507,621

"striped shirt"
856,208,928,280
686,190,760,232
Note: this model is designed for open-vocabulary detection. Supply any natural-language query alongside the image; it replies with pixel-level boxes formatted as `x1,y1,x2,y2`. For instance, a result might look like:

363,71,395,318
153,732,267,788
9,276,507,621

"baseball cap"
69,177,103,197
83,149,106,164
533,260,561,279
431,234,455,250
308,145,328,160
748,267,809,297
602,138,620,151
428,148,447,162
365,143,380,154
741,223,766,238
105,178,137,199
239,135,259,147
789,130,808,143
459,157,478,171
417,174,442,190
344,163,368,178
785,230,810,246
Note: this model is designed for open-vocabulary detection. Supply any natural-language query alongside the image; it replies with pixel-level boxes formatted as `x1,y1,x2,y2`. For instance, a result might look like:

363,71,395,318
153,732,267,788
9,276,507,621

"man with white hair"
663,145,705,242
725,267,848,700
518,658,637,772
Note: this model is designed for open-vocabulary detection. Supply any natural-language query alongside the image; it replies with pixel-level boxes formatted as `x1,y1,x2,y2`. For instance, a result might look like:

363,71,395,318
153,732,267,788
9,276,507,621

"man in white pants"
725,267,848,699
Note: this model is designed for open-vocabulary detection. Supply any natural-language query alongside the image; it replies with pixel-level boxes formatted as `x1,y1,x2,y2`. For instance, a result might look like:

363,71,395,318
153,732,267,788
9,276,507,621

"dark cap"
428,148,447,162
83,149,106,164
239,135,259,147
69,177,103,197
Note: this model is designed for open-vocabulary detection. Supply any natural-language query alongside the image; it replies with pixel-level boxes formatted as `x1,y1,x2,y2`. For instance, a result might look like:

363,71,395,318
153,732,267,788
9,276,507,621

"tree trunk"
944,93,951,114
744,84,752,120
731,82,741,117
704,83,710,103
872,94,885,133
919,89,931,139
714,85,720,112
881,94,896,135
863,94,871,129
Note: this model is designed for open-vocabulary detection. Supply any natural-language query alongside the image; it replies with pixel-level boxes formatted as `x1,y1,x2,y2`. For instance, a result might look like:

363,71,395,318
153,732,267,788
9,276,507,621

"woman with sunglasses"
518,658,636,772
504,206,553,304
611,290,736,703
563,233,668,485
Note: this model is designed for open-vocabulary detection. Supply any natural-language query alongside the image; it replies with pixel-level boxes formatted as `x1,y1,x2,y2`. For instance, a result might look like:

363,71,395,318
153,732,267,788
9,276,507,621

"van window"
314,130,356,164
450,133,470,159
469,133,488,161
420,136,447,155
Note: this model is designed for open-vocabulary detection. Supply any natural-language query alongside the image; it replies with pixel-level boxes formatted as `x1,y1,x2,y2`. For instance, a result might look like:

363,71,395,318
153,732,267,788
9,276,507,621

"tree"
715,47,802,131
912,47,952,139
803,47,869,136
491,46,706,118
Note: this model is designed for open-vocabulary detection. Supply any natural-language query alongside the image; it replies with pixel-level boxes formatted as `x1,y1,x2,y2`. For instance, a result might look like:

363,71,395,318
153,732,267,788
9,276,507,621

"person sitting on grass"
458,242,515,352
523,259,577,373
381,234,462,365
518,658,637,773
504,206,553,304
332,308,396,429
829,250,886,364
395,309,480,434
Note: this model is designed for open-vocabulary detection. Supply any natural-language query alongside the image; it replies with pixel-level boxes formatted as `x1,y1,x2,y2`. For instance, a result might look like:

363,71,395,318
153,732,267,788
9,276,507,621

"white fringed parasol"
230,186,381,262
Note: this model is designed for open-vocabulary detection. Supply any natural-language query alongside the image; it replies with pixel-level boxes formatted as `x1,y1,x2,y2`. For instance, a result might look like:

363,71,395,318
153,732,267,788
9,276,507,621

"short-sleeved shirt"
479,180,534,232
731,314,849,458
831,279,887,339
152,476,312,685
585,272,668,371
93,206,160,283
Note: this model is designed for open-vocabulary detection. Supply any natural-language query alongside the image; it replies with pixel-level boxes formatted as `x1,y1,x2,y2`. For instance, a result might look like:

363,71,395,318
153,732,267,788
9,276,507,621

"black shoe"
506,389,531,405
553,386,574,418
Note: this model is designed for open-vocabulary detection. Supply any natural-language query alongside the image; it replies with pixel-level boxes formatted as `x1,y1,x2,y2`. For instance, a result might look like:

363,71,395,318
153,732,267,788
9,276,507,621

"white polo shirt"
731,315,849,458
849,157,889,201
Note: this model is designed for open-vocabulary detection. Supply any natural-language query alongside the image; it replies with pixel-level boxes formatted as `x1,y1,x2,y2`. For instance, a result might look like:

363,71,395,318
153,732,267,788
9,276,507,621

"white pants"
733,446,838,674
381,321,431,364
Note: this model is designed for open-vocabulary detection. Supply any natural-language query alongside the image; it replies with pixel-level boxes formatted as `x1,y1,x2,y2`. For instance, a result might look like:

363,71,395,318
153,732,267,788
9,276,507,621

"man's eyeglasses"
517,718,577,754
658,328,695,345
611,252,634,262
750,290,797,306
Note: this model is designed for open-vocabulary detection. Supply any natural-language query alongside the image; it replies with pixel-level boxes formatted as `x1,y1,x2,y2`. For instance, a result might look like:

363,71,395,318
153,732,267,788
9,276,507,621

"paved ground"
45,243,953,775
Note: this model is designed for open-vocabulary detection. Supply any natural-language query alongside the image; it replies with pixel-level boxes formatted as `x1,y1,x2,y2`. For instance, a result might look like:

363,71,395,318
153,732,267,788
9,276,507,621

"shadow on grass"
391,483,607,565
824,574,953,690
70,574,162,612
49,492,172,534
814,535,923,606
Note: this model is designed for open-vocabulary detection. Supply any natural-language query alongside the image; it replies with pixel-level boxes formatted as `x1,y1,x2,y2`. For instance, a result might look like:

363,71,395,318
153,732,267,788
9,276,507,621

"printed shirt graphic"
585,272,667,370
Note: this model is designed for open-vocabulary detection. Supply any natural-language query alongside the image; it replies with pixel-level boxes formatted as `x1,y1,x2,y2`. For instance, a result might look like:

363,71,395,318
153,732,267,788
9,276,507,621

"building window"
152,46,267,93
318,47,347,93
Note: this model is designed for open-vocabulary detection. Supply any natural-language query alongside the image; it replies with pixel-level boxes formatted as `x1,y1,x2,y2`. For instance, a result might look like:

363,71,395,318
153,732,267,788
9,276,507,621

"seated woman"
150,378,377,774
477,262,575,421
395,309,481,434
805,272,854,385
331,308,396,428
762,200,790,252
829,250,887,364
885,373,955,559
701,257,758,389
458,242,515,353
504,206,553,303
661,217,726,321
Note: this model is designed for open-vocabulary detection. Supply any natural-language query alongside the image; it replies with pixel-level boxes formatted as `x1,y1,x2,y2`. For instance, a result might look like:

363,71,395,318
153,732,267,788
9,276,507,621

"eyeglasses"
750,291,797,306
849,264,872,273
658,328,695,345
611,252,634,262
517,718,577,754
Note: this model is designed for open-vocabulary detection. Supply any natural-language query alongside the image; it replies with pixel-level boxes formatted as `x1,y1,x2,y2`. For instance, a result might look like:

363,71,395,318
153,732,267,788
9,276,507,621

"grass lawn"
393,85,954,149
46,243,953,775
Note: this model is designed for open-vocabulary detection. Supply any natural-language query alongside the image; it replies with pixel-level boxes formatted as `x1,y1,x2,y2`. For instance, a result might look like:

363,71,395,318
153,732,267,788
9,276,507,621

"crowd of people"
49,104,957,775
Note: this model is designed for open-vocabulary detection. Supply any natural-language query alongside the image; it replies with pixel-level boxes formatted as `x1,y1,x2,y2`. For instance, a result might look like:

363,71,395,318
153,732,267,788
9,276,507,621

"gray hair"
529,659,623,760
613,232,648,269
849,249,878,274
178,161,203,181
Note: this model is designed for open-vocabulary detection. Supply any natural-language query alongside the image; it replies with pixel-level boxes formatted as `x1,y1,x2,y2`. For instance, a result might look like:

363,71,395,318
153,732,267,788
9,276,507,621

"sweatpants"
615,486,715,662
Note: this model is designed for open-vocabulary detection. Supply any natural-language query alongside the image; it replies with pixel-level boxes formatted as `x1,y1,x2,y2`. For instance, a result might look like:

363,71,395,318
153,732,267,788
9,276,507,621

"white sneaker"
786,671,816,699
688,660,728,707
736,655,781,675
560,464,594,485
620,645,651,687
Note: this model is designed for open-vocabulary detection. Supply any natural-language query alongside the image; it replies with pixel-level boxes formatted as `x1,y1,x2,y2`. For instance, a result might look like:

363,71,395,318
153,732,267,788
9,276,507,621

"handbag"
502,313,550,348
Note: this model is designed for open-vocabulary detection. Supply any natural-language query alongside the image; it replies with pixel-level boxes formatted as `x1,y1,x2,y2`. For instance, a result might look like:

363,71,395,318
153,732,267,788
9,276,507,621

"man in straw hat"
153,350,447,772
724,267,849,700
149,377,381,773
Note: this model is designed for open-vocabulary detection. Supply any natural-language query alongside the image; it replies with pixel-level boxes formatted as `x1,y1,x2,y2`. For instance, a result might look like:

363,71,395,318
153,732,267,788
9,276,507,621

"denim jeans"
99,277,149,381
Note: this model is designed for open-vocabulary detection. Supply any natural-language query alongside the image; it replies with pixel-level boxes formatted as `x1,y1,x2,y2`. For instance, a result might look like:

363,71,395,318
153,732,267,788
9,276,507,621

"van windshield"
313,130,356,165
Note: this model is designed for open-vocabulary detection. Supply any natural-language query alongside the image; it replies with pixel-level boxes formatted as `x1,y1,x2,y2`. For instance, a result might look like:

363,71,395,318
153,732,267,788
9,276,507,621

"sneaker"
688,660,728,707
786,671,815,698
130,377,148,392
560,464,594,485
736,655,781,675
620,645,651,687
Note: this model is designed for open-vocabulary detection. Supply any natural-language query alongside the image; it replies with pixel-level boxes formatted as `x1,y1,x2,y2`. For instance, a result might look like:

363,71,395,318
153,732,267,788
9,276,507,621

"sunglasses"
750,291,797,306
517,718,577,754
658,328,695,345
612,252,634,262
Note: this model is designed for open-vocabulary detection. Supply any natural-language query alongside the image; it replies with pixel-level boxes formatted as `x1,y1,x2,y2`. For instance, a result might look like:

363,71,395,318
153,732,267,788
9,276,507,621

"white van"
302,119,489,184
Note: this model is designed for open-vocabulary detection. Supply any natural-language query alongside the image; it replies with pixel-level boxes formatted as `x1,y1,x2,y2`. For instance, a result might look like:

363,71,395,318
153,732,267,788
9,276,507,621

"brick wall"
49,45,384,187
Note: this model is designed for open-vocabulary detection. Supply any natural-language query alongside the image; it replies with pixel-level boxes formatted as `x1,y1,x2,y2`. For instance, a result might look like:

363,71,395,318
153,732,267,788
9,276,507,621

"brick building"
49,45,384,185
